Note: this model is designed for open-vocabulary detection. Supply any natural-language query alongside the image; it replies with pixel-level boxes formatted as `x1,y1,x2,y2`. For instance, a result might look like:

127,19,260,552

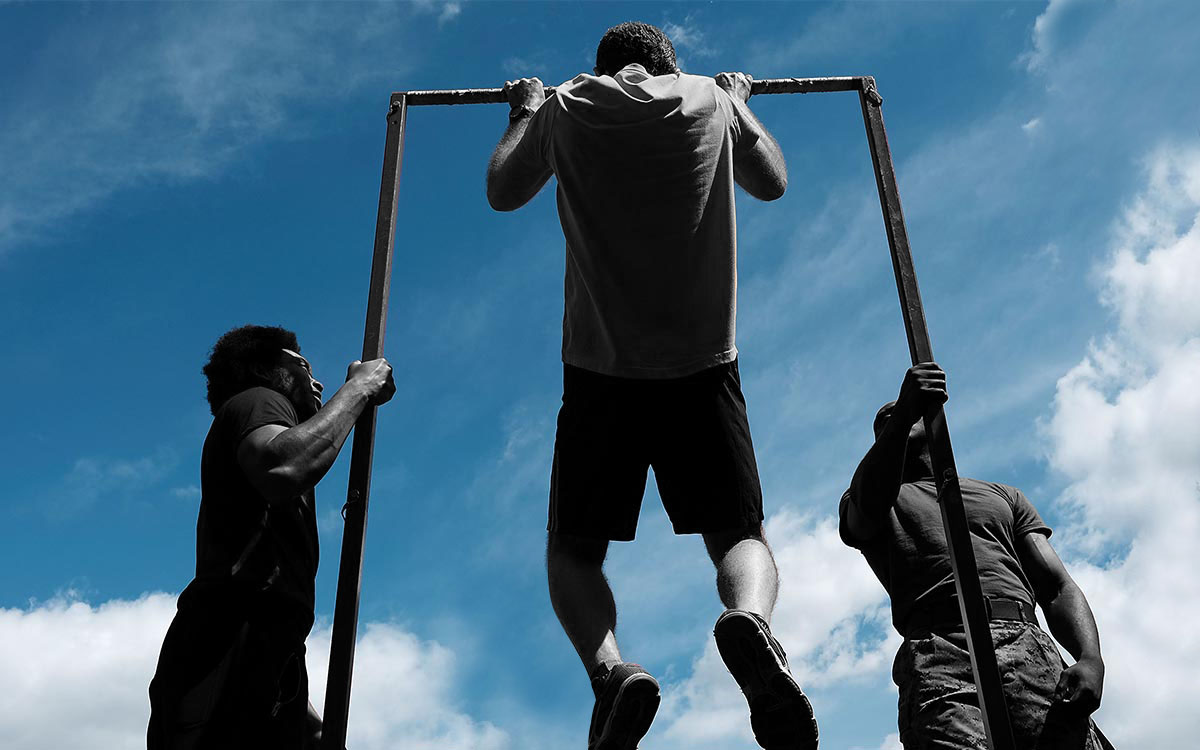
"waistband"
901,597,1037,639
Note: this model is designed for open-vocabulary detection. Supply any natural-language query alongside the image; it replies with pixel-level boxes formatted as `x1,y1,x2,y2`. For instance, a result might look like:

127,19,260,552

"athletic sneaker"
587,662,661,750
714,609,819,750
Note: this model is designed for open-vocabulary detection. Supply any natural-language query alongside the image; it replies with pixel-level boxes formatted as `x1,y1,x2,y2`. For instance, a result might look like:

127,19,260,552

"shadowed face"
277,348,323,420
874,401,929,448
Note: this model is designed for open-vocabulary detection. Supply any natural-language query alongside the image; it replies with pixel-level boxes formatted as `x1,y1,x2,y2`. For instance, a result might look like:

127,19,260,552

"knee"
547,531,608,567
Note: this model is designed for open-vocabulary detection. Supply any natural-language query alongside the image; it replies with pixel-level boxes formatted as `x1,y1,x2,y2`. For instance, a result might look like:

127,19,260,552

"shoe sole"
715,611,818,750
592,673,661,750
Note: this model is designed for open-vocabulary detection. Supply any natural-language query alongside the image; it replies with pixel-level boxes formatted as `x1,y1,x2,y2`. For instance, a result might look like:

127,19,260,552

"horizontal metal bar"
401,76,868,106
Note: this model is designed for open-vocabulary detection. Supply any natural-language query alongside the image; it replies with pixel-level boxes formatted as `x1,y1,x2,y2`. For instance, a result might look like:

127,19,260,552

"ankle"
589,660,620,697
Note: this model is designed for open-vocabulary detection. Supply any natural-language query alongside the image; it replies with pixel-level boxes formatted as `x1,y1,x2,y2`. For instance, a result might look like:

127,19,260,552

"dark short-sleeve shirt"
511,64,766,379
180,387,319,634
839,477,1051,635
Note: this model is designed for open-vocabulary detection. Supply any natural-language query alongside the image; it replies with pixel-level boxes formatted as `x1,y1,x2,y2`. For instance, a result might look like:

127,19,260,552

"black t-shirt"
179,387,319,636
839,477,1051,635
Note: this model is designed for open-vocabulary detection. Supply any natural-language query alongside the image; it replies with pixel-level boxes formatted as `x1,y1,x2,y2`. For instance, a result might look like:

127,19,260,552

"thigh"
994,623,1096,750
215,624,309,750
650,361,763,535
894,634,988,750
548,365,650,542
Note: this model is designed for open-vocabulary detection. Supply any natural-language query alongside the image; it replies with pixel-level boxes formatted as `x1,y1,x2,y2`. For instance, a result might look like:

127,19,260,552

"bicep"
487,156,553,211
839,489,880,546
1016,531,1071,603
236,424,289,498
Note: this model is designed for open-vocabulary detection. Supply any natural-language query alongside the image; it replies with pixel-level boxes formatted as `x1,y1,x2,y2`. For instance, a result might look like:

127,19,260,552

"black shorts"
548,359,764,541
148,597,312,750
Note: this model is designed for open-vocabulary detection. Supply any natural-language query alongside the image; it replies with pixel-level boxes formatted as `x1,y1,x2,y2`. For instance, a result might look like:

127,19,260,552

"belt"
901,597,1037,638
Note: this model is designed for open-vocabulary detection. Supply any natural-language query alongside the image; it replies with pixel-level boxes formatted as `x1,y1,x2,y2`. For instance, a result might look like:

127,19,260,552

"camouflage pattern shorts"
893,620,1110,749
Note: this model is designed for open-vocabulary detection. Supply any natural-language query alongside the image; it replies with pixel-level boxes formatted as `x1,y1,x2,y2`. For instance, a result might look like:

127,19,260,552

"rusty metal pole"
321,93,408,750
857,77,1016,750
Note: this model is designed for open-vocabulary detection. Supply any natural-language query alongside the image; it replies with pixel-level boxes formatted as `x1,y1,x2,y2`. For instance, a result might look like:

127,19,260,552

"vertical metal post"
322,93,408,750
857,78,1016,750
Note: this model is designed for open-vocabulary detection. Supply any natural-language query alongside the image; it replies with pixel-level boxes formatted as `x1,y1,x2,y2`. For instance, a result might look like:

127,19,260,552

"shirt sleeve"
839,488,867,549
219,387,299,446
1006,485,1053,539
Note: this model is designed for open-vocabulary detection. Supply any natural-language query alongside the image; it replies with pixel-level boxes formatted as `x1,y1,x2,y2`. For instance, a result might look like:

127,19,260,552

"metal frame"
321,76,1015,750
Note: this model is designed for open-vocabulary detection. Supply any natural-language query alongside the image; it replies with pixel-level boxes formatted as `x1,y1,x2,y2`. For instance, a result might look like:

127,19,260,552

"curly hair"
595,21,677,77
202,324,300,415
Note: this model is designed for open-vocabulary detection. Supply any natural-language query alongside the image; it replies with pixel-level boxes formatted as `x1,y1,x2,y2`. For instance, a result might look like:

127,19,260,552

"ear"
249,355,285,384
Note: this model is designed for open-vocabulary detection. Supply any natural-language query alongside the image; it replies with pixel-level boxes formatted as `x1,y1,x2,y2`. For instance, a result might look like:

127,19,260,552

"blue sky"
3,2,1200,748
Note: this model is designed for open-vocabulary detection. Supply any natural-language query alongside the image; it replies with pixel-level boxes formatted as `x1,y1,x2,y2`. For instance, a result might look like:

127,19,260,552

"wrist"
1078,653,1104,669
509,104,536,123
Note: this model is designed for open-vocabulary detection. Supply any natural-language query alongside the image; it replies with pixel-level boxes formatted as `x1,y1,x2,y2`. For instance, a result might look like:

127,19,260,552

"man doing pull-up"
487,21,818,750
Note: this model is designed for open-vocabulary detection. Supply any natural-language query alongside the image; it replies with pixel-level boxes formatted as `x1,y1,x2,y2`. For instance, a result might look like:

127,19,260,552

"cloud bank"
0,593,506,750
1042,145,1200,747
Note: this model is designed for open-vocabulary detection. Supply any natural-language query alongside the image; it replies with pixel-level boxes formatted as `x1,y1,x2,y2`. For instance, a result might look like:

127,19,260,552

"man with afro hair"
488,21,817,750
147,324,394,749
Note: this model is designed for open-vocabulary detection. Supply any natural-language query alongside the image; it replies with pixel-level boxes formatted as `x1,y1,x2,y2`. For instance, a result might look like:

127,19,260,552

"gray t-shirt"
513,64,764,378
839,477,1051,635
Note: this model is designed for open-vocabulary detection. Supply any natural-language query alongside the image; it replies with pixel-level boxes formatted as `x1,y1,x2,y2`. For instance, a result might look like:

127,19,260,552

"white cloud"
308,622,508,750
169,484,200,500
49,450,178,518
661,17,716,62
1042,145,1200,746
0,593,506,750
439,2,462,25
1021,0,1080,72
0,593,176,750
412,0,463,26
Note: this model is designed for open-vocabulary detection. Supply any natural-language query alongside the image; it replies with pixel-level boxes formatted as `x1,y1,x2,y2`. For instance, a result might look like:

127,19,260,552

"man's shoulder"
213,387,298,435
959,477,1026,502
218,386,292,415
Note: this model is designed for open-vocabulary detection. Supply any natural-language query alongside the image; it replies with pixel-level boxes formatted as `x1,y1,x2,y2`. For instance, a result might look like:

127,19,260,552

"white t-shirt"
513,64,764,378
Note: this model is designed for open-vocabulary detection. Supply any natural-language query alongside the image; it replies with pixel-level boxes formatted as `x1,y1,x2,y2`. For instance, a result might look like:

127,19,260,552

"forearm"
1042,582,1103,663
734,107,787,201
486,117,535,210
259,382,372,500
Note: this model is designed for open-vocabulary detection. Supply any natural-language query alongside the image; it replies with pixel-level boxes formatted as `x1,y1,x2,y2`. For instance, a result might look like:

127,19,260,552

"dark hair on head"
203,324,300,415
595,21,677,77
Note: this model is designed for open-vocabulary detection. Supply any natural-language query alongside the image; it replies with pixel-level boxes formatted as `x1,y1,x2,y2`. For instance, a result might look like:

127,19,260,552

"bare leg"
547,531,622,675
703,525,779,621
706,526,817,749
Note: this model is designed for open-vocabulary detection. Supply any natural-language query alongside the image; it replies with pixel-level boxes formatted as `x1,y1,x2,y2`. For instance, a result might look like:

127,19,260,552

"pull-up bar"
321,75,1015,750
400,76,878,106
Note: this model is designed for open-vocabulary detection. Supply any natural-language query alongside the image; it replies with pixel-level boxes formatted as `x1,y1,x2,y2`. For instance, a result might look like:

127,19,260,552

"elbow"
259,464,313,505
761,175,787,202
487,189,519,212
485,178,520,212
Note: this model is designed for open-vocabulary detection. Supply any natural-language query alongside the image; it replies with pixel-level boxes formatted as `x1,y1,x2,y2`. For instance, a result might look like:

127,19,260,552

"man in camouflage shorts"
839,364,1113,749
